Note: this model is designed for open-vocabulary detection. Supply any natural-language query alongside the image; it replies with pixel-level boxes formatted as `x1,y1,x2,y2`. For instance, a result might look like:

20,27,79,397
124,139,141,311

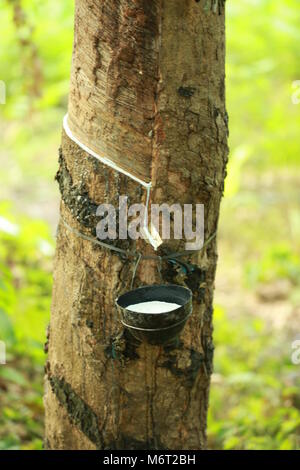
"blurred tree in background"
0,0,299,450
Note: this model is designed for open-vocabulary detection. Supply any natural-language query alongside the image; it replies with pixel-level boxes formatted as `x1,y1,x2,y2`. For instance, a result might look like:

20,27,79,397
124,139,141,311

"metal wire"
60,216,217,288
120,309,193,332
61,217,217,262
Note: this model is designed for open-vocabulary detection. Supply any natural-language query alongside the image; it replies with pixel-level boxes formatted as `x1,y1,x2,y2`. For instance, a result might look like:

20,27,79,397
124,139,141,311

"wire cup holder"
116,284,192,345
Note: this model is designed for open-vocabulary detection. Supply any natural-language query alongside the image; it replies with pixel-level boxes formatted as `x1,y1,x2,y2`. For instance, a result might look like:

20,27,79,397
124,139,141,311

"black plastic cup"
115,284,192,345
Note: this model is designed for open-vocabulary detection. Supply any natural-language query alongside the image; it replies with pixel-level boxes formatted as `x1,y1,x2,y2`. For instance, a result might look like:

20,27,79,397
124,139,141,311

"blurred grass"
0,203,53,449
0,0,300,450
208,306,300,450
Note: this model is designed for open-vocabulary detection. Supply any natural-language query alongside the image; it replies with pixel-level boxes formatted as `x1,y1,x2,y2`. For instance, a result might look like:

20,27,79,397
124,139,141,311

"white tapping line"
63,113,158,250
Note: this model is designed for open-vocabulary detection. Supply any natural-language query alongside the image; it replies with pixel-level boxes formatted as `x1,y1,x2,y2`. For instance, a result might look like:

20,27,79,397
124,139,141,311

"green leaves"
227,0,300,168
0,205,53,362
208,306,300,450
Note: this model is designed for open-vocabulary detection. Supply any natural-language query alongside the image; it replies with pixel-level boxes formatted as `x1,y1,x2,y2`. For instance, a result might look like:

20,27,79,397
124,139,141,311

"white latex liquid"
127,301,181,314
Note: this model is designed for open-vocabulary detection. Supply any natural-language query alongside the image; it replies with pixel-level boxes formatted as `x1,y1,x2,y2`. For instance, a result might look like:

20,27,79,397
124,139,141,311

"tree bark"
45,0,228,450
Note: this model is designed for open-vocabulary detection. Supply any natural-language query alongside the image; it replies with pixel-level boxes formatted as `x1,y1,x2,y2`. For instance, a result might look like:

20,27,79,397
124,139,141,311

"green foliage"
246,243,300,287
0,203,51,449
0,0,74,118
213,2,300,451
0,0,74,219
227,0,300,168
208,306,300,450
0,358,44,449
0,203,53,362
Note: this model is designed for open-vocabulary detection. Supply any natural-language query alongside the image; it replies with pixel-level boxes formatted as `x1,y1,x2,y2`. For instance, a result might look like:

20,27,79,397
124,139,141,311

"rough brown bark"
45,0,228,450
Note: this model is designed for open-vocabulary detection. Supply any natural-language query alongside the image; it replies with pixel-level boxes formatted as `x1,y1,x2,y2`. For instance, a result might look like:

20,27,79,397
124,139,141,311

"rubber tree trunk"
45,0,228,450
